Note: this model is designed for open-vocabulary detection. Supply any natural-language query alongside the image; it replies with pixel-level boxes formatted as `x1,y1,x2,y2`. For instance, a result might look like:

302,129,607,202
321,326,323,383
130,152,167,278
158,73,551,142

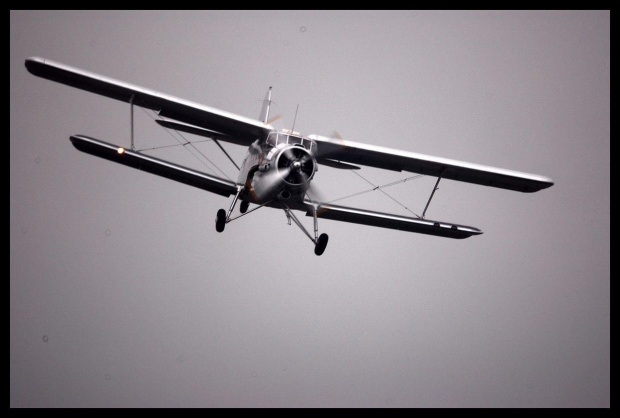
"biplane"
25,57,554,255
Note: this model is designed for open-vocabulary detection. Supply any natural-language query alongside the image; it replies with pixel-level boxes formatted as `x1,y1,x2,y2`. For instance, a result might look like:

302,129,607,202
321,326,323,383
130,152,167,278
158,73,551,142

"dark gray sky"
10,11,609,407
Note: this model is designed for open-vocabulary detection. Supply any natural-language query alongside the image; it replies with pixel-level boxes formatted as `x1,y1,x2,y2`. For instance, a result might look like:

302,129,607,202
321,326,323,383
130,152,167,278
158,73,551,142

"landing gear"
218,187,330,256
281,201,329,256
216,187,243,232
215,209,226,232
314,233,329,256
216,188,272,233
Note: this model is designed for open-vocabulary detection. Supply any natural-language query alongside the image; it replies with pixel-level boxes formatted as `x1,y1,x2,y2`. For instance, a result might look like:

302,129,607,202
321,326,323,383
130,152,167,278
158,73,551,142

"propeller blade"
281,147,296,162
333,130,348,151
251,166,290,201
300,170,325,204
267,114,282,124
305,182,325,205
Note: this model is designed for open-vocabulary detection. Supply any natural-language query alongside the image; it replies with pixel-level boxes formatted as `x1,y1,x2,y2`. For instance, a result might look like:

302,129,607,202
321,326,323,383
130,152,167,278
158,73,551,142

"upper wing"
70,135,238,197
309,134,554,193
25,57,273,146
303,200,482,239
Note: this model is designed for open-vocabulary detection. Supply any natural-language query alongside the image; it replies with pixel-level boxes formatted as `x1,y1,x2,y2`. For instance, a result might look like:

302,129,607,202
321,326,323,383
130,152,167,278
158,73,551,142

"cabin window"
267,132,277,147
267,132,315,152
288,135,302,146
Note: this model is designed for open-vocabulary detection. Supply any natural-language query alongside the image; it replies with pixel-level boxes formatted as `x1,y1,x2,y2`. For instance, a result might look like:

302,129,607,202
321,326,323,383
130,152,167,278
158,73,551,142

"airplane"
24,57,554,256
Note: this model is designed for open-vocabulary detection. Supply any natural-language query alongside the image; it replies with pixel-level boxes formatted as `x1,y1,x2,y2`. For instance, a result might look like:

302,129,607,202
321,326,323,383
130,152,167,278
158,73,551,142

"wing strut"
213,139,240,171
130,94,135,150
422,168,446,219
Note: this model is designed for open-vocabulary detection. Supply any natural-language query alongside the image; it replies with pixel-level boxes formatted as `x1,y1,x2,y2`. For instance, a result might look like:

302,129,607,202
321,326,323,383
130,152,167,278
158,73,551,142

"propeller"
333,130,349,151
278,147,314,185
267,114,282,124
296,153,325,204
302,130,349,206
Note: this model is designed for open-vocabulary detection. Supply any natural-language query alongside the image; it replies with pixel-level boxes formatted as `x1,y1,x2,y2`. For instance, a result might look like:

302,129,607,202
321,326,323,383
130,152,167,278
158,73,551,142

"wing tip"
25,56,46,74
450,225,483,238
543,176,555,188
524,176,554,193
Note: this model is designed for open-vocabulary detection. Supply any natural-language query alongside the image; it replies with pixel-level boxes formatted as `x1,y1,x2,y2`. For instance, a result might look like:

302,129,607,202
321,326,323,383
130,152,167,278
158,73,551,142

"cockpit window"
288,135,302,145
267,132,277,146
266,132,315,152
276,133,289,144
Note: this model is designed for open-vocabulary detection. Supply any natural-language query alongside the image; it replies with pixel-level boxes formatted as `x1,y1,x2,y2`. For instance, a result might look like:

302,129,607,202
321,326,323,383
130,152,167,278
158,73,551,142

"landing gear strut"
281,201,329,256
215,186,243,233
215,187,272,232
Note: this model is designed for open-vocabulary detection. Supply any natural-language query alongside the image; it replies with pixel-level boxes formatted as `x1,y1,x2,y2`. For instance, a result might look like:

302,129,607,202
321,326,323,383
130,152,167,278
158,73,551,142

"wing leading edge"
70,135,238,197
26,57,273,146
303,200,482,239
309,134,554,193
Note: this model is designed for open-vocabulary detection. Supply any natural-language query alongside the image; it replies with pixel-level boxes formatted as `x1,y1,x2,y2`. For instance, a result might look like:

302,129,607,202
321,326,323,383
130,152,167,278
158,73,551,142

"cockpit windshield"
266,132,315,153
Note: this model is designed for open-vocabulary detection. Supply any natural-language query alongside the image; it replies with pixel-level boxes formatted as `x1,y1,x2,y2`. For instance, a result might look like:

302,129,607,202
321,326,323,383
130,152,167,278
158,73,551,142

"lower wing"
303,200,482,239
70,135,238,197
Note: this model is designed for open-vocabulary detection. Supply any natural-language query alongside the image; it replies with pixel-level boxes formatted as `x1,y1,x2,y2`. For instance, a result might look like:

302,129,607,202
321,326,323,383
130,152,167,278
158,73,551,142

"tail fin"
258,86,272,123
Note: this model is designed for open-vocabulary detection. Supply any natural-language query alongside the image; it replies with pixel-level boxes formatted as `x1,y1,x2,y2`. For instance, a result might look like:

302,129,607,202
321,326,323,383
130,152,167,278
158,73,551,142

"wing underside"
70,135,238,197
309,134,554,193
26,57,273,146
303,200,482,239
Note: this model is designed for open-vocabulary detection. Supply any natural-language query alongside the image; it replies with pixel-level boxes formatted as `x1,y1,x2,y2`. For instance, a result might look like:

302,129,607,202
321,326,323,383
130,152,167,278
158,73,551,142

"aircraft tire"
216,209,226,232
314,233,329,256
240,201,249,214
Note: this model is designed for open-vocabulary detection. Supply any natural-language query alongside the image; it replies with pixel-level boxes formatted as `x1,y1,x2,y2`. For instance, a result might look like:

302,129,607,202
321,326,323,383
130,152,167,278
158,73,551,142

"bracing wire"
137,138,213,152
138,107,232,180
326,173,426,205
347,170,423,218
137,107,216,176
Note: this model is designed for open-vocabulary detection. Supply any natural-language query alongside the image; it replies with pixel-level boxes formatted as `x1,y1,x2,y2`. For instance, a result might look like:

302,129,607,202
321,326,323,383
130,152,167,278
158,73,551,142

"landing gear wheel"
314,233,329,256
215,209,226,233
240,201,249,214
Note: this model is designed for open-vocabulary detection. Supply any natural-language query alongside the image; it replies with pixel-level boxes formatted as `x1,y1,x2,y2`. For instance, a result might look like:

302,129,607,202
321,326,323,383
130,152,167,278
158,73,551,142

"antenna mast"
291,104,299,133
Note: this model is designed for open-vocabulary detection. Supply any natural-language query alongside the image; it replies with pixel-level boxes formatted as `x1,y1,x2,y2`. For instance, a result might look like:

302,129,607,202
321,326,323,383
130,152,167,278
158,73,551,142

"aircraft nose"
292,161,302,171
